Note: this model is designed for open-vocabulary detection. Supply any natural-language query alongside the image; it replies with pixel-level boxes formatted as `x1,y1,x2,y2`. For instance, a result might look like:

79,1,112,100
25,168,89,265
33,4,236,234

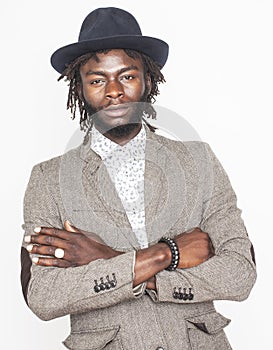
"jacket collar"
79,124,163,170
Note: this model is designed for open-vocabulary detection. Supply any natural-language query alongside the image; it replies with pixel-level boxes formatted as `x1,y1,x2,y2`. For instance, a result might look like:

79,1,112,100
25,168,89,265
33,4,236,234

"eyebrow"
84,65,140,77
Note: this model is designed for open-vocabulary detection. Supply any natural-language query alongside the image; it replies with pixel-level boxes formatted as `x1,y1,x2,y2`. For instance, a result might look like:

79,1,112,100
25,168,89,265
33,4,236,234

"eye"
90,79,104,85
121,75,134,81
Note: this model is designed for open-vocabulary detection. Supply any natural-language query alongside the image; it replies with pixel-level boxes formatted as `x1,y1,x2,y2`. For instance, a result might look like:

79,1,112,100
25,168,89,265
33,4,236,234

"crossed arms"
25,223,213,290
21,143,257,321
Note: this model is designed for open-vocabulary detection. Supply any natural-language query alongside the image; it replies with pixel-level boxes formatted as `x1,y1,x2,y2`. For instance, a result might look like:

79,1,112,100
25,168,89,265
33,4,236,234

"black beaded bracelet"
159,237,180,271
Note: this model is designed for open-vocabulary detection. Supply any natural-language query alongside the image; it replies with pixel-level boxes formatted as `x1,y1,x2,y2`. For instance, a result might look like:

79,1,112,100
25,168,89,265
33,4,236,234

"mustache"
82,87,150,117
95,101,115,111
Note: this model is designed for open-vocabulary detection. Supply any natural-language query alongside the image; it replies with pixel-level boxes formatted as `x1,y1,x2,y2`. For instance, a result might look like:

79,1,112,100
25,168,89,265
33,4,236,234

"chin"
103,122,141,138
94,111,142,132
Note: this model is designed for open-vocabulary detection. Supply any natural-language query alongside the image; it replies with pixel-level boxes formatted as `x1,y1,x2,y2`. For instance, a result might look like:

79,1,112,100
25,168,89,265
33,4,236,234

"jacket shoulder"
29,145,82,184
152,131,212,159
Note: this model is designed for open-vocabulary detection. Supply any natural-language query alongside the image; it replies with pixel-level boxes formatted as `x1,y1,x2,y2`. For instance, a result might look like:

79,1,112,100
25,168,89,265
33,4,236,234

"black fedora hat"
50,7,169,74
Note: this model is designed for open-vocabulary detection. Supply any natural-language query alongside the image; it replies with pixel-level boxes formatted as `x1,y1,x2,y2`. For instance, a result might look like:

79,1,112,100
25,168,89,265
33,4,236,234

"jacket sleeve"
21,163,139,321
148,143,257,304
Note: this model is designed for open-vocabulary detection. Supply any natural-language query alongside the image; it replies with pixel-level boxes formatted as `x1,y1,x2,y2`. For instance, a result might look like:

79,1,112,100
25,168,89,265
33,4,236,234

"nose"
105,79,124,100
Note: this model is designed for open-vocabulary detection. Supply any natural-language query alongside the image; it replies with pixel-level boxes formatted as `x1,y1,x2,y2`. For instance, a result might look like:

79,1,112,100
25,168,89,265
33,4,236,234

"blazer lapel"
144,128,199,244
79,134,140,250
144,134,166,243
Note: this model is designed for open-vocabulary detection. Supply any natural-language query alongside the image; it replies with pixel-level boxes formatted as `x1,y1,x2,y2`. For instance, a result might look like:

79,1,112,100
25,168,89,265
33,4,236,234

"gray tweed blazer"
21,126,256,350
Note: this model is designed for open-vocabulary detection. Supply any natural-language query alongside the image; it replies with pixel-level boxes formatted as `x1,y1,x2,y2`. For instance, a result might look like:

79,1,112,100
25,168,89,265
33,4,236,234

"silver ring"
54,248,65,259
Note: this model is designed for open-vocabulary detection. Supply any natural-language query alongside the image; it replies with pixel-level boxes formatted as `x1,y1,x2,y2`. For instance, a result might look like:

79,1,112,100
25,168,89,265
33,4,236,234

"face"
79,49,151,134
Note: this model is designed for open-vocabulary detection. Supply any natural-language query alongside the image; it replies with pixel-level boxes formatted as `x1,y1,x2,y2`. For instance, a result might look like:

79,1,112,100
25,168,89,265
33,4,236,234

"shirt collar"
91,124,146,161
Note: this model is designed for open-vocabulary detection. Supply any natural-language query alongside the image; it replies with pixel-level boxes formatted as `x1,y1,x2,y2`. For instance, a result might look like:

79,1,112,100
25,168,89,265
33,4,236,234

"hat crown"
51,7,169,74
79,7,142,42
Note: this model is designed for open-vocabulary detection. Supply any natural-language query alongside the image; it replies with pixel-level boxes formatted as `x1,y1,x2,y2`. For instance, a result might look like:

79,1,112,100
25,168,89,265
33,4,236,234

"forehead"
80,49,144,74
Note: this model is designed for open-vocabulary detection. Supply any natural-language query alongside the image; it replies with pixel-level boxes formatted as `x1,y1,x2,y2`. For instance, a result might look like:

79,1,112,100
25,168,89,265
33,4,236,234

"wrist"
158,237,180,271
156,242,172,269
106,247,124,259
133,243,171,286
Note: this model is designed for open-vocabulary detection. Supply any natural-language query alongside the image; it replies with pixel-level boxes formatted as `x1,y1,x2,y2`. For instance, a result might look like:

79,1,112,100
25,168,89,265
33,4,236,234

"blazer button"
156,347,164,350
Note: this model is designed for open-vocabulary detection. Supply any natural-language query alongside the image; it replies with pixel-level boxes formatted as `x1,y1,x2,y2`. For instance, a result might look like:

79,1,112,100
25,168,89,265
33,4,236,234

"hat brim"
50,35,169,74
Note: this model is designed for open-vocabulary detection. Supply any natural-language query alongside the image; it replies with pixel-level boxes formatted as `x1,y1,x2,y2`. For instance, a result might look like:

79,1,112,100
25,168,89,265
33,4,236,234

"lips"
102,105,130,118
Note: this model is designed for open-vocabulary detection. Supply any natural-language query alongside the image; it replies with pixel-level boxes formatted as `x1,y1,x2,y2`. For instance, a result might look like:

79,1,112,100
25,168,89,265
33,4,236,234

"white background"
1,0,272,349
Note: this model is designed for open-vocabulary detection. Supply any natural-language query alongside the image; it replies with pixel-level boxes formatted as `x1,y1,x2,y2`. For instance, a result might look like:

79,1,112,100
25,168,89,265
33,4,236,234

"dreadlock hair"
58,49,166,132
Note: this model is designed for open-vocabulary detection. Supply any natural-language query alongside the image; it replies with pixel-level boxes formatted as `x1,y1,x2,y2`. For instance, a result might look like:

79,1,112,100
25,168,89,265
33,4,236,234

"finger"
64,220,80,233
32,256,71,268
63,221,105,244
208,240,215,257
34,226,77,241
26,234,68,248
185,227,201,234
27,244,66,258
64,221,106,245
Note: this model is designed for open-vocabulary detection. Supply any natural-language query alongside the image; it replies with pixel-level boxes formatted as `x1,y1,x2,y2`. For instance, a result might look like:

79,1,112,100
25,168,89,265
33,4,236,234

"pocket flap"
63,326,120,350
186,311,231,335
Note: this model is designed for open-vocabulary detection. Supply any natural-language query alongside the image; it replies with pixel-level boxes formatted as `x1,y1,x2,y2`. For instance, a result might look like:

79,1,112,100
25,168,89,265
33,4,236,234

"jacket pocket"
186,311,232,350
62,325,123,350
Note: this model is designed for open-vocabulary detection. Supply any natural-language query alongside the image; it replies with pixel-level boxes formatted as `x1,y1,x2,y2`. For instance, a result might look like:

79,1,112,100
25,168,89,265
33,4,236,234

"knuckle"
202,233,209,241
34,245,41,254
45,236,54,245
31,244,37,253
53,258,61,267
49,246,56,255
42,258,52,266
52,228,59,236
29,235,36,243
75,233,84,242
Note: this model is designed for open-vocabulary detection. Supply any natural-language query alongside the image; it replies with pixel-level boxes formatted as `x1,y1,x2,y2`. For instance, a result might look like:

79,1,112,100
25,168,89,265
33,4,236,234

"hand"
146,276,156,290
133,228,214,289
175,227,214,269
25,221,123,267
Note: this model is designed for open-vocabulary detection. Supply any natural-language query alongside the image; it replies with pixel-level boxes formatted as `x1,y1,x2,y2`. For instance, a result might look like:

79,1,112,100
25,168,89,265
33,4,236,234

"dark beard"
84,100,147,138
104,123,140,138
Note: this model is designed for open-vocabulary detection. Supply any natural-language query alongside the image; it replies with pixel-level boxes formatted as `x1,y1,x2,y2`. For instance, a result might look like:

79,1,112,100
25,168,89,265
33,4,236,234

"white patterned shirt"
91,125,148,249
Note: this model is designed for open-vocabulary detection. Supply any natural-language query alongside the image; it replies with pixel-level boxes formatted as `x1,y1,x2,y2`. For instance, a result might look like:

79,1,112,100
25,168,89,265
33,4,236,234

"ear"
145,74,152,95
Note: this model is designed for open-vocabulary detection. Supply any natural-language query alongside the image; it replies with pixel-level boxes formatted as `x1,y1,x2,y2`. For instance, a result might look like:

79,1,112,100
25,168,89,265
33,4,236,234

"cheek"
125,81,146,99
82,86,101,106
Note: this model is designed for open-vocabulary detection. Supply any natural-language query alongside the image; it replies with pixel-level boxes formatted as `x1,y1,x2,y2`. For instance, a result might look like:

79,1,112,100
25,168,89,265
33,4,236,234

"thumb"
64,220,81,233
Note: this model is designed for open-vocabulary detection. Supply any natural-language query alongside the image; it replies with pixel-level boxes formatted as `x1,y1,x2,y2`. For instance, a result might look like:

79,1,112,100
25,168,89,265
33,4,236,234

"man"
21,7,256,349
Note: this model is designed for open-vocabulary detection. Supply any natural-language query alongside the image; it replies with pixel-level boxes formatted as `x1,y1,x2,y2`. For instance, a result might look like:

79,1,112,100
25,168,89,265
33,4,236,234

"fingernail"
34,227,41,233
26,244,33,252
32,257,39,264
24,235,31,243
